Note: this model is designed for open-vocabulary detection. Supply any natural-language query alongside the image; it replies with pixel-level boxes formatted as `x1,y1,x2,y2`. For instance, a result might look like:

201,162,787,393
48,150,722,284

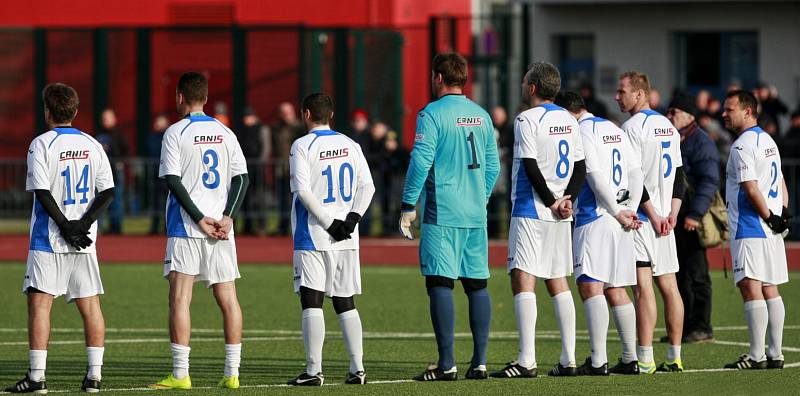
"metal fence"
3,159,800,239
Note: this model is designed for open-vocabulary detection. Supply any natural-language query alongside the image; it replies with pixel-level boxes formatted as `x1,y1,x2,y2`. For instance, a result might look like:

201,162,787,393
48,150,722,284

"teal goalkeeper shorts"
419,223,490,280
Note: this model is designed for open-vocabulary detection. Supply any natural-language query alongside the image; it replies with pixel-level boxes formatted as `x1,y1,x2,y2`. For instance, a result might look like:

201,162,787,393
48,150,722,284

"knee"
461,278,487,294
425,276,455,293
332,296,356,314
300,286,325,310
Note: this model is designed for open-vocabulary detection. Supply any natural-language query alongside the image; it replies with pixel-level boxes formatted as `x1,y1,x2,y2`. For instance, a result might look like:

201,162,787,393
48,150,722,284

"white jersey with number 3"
158,114,248,238
290,128,373,251
511,103,585,222
621,110,682,218
26,127,114,254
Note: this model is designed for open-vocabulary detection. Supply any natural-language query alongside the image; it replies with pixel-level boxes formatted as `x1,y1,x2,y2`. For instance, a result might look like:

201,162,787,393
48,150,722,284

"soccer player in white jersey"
616,71,686,373
150,72,250,390
722,90,790,370
287,93,375,386
5,83,115,394
491,62,586,379
555,91,645,376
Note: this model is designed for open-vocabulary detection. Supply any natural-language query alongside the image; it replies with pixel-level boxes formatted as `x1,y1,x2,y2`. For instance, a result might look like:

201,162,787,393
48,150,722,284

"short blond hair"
620,71,650,96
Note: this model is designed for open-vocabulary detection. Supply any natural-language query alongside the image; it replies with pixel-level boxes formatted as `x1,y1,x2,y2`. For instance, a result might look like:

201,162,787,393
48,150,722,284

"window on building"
553,35,595,91
675,32,758,98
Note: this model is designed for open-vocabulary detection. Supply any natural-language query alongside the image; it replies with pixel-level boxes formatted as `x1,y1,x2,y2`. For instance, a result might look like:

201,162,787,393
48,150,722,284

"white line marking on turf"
711,339,800,353
0,325,798,335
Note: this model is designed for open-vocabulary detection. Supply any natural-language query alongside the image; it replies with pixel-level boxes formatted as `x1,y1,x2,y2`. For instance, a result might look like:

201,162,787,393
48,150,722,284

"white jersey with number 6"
26,127,114,254
575,113,642,227
158,113,248,239
621,110,682,218
290,128,373,251
511,103,585,222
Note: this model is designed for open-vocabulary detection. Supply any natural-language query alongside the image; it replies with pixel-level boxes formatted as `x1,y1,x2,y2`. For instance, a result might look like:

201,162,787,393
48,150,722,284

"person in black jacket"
666,94,720,343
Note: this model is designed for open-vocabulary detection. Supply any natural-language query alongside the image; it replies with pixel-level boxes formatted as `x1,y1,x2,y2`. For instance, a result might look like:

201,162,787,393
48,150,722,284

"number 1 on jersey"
467,131,480,169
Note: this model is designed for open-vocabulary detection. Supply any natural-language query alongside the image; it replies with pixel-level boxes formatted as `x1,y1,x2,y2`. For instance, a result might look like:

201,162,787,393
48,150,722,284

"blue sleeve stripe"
293,195,316,250
166,193,189,237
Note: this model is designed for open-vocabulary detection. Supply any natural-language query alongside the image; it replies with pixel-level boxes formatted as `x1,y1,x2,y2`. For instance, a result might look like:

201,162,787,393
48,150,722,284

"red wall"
0,0,471,154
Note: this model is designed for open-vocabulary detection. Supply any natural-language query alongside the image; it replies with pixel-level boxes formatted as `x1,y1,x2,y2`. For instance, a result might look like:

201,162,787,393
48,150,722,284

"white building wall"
529,1,800,122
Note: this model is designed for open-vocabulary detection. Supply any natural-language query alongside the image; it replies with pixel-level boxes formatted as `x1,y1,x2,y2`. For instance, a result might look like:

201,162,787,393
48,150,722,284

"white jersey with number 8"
158,114,247,239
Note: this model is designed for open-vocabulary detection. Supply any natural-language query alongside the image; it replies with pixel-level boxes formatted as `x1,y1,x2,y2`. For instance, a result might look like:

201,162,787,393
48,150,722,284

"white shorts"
23,250,104,302
731,235,788,285
634,224,680,276
164,237,240,287
507,218,572,279
573,215,636,288
293,249,361,297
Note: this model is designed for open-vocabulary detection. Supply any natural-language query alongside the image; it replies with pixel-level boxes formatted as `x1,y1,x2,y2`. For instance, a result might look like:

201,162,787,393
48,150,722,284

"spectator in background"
271,102,305,235
239,107,271,235
362,121,390,236
95,108,128,234
490,106,512,238
755,82,789,132
213,101,231,127
666,95,720,343
649,87,667,115
781,110,800,160
349,108,371,147
787,110,800,137
382,131,409,236
698,113,731,191
147,114,169,235
579,82,608,118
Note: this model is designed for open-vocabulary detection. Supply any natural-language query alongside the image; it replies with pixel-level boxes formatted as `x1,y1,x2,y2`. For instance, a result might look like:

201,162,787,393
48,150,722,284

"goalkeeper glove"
399,208,417,240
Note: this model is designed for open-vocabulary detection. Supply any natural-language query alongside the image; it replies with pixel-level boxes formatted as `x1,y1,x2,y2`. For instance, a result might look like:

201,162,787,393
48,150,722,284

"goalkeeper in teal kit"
399,53,500,381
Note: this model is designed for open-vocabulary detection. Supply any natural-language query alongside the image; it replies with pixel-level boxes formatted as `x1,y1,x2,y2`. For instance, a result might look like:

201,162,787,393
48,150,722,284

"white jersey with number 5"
511,103,585,222
575,113,642,227
158,113,248,238
621,110,682,218
26,127,114,254
290,128,373,251
726,126,784,239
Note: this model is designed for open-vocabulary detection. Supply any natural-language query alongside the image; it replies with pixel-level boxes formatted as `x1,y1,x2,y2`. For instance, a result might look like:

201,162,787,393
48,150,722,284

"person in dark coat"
666,94,720,343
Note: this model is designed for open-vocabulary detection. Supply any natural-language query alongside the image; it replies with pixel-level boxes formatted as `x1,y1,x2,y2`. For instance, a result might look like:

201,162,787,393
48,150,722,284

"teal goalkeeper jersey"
402,94,500,228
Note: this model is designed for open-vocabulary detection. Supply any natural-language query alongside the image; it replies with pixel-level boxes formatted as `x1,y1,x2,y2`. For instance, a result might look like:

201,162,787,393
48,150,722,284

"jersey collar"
308,125,332,133
578,112,595,123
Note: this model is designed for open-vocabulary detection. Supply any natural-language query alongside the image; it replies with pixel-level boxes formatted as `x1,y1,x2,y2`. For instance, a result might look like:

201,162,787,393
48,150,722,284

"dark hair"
302,92,334,124
554,91,586,113
43,83,79,124
177,72,208,104
525,62,561,101
726,89,759,118
432,52,468,88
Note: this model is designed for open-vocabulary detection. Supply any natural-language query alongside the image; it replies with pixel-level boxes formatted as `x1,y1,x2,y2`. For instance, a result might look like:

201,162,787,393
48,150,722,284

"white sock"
744,300,768,361
766,297,785,359
337,309,364,373
611,303,638,363
514,292,537,368
637,345,654,364
552,291,576,366
170,343,191,379
29,350,47,381
224,343,241,377
86,346,104,380
583,295,608,368
666,344,681,362
302,308,325,375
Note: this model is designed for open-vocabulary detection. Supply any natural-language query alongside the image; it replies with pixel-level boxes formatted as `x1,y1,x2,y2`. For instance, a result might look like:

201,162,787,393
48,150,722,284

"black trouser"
675,222,713,334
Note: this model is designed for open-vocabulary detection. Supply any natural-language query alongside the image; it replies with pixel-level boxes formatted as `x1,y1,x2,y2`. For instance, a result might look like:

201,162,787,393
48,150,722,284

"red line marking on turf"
0,234,799,269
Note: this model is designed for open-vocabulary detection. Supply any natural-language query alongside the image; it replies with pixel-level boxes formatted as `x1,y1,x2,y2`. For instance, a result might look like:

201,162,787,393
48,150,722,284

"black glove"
326,219,352,242
766,210,790,234
342,212,362,235
781,206,793,235
59,220,93,250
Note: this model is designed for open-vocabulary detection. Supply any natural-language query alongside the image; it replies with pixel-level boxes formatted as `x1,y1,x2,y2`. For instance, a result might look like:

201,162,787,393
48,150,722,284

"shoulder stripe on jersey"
536,103,567,123
307,130,339,152
48,127,93,149
638,109,661,128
